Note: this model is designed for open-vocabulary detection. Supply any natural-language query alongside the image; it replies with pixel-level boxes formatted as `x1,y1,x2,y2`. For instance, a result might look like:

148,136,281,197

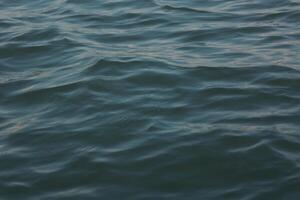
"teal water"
1,0,300,199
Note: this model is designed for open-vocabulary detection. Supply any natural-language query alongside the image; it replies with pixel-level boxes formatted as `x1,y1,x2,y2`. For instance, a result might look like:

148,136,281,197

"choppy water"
1,0,300,199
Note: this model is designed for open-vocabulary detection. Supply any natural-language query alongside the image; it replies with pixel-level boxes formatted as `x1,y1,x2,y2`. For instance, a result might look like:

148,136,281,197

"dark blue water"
1,0,300,199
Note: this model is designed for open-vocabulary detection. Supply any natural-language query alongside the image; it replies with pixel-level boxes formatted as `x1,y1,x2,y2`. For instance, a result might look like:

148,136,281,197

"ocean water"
1,0,300,199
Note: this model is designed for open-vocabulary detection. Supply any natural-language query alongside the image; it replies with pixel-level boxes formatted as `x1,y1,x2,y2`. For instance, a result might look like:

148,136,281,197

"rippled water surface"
1,0,300,199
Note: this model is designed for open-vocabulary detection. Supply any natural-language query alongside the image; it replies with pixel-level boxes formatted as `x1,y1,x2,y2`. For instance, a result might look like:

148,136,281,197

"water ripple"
1,0,300,199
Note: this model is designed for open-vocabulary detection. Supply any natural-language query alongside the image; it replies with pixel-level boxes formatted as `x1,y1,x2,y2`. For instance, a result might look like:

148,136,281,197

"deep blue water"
1,0,300,199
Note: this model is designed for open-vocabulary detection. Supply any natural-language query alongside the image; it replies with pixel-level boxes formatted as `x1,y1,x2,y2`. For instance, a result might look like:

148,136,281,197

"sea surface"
1,0,300,199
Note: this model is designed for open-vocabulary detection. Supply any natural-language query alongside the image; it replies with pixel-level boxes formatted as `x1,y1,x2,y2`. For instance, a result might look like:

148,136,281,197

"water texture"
1,0,300,199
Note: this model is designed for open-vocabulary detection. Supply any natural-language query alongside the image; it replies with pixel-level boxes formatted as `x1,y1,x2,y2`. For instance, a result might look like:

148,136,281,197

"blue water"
1,0,300,199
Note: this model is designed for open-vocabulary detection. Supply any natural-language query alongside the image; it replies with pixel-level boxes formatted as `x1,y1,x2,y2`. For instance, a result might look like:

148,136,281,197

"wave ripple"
1,0,300,199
